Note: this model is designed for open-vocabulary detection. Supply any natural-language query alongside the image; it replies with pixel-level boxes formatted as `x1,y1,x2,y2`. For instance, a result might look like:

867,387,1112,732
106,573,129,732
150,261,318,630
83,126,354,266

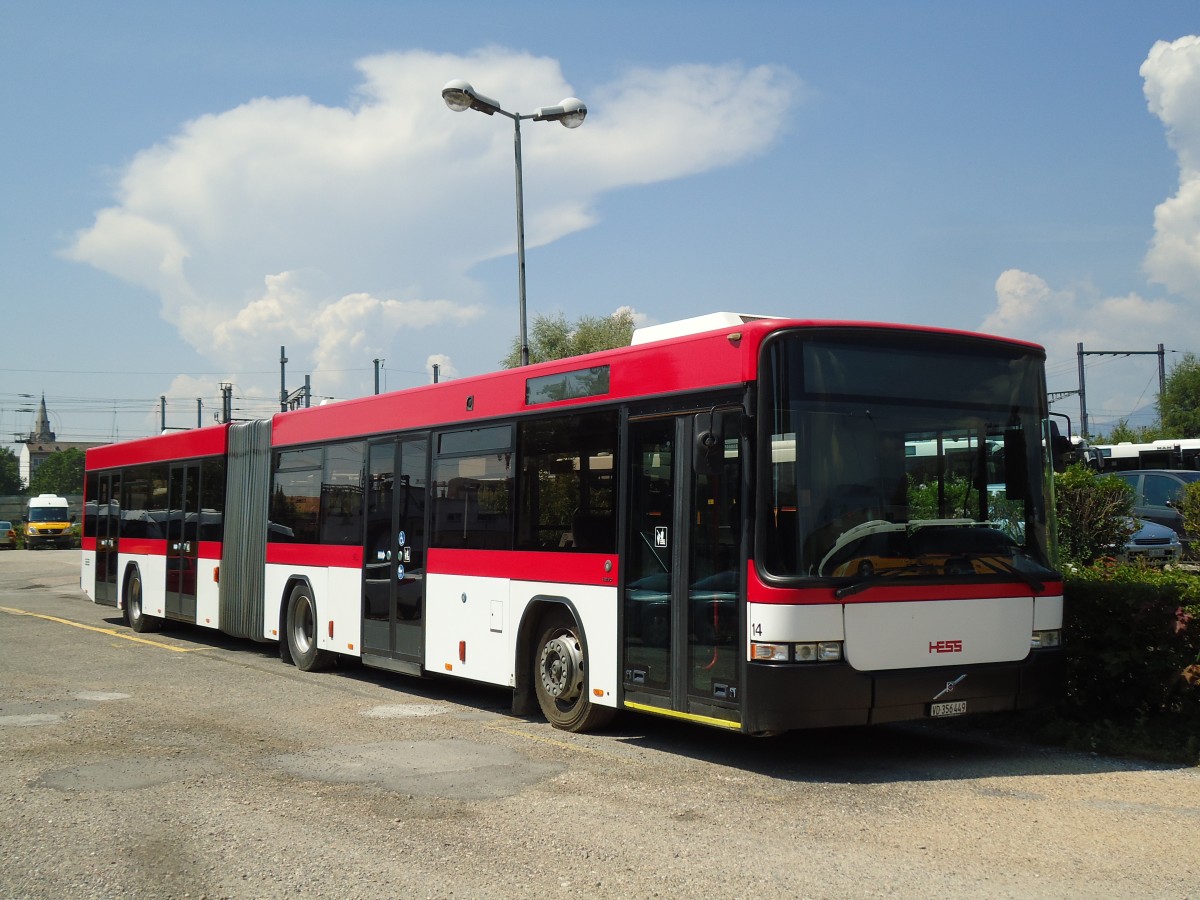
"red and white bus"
81,313,1065,734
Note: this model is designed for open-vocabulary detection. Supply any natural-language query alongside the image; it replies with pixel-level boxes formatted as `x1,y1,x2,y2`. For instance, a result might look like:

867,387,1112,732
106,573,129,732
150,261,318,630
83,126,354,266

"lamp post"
442,79,587,367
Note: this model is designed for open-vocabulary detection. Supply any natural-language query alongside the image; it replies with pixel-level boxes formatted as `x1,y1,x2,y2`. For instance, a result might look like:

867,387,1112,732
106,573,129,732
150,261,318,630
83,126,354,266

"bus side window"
516,411,617,553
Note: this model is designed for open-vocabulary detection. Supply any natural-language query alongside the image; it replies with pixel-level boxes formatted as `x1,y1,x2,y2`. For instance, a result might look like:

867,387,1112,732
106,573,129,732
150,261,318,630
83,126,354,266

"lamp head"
533,97,587,128
441,80,473,112
441,79,501,116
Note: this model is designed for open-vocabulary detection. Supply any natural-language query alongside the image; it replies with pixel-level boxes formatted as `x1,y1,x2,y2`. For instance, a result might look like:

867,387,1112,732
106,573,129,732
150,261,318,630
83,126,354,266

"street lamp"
442,79,587,367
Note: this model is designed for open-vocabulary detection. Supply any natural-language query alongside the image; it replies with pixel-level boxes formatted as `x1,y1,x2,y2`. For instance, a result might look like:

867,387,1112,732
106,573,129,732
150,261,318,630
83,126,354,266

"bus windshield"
759,329,1056,586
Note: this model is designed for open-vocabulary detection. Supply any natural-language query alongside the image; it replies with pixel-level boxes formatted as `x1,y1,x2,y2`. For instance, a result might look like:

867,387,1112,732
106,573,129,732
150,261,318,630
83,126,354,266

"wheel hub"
539,632,584,702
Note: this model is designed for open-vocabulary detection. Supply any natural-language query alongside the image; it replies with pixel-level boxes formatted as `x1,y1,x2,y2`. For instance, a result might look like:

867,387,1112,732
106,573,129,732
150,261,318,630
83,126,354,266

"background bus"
81,313,1064,734
25,493,75,550
1089,438,1200,472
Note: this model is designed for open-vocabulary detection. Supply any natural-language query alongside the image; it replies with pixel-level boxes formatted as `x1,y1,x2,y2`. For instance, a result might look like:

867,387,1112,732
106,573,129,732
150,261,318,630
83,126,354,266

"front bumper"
742,648,1064,733
26,533,75,549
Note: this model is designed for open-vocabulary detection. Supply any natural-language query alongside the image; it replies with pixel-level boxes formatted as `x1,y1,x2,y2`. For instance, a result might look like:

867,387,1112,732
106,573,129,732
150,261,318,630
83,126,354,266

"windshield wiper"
958,552,1045,593
834,564,935,599
833,554,1045,600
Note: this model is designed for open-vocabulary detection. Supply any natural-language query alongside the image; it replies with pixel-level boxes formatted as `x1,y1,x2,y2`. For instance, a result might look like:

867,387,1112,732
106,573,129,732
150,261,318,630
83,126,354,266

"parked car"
1119,517,1183,564
1110,469,1200,537
0,520,15,550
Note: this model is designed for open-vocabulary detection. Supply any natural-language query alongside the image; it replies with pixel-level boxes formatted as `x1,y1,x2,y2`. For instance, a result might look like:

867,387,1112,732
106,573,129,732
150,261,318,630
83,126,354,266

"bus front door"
622,409,743,729
362,436,429,673
94,471,121,606
165,463,200,621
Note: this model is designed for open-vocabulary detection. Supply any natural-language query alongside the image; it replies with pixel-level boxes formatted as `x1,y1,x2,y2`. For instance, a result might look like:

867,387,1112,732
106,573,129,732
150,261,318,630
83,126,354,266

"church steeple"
31,394,55,442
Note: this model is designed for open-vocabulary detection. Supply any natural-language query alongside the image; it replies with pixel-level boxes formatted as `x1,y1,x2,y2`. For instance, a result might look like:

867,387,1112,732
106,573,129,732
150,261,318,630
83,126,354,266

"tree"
1095,418,1163,444
1160,352,1200,438
501,308,636,368
1054,464,1134,567
0,447,21,494
29,448,85,495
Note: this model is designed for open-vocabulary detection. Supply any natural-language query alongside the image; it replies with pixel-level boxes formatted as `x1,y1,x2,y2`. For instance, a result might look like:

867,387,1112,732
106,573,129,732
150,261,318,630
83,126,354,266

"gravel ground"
1,549,1197,899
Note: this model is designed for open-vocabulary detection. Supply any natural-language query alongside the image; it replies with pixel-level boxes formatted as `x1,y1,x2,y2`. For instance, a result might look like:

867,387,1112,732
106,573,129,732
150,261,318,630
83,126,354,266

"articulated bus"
81,313,1064,734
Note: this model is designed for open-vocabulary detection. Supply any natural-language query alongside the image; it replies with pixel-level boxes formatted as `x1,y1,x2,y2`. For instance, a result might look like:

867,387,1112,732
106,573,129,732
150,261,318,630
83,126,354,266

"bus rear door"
94,472,120,606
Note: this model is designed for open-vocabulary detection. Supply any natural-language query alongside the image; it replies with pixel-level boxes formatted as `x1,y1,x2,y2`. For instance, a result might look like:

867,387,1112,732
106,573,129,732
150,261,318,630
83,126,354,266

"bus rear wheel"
285,584,332,672
126,568,162,633
533,610,614,733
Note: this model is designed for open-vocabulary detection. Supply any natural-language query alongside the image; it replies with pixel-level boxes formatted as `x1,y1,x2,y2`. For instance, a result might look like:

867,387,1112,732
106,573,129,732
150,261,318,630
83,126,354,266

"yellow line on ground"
484,723,636,763
0,606,196,652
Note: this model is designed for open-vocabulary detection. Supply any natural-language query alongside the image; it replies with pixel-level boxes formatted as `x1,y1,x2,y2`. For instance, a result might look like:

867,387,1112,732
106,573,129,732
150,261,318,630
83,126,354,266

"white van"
24,493,75,550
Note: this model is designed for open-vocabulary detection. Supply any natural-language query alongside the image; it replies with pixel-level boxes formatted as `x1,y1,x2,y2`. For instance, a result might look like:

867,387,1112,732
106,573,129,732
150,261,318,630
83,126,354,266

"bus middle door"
165,463,200,622
362,435,429,673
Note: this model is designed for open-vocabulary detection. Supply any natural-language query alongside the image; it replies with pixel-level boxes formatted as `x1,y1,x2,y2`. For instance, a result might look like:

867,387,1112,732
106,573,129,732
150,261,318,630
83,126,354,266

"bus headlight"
751,643,789,661
794,642,844,662
817,641,843,661
1031,629,1061,649
752,641,844,663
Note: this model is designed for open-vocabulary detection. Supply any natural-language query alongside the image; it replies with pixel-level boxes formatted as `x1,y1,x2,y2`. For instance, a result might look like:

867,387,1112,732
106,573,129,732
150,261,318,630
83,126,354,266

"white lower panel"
264,564,363,655
426,574,619,707
194,559,220,629
123,553,167,618
844,596,1034,670
426,573,511,683
80,550,95,601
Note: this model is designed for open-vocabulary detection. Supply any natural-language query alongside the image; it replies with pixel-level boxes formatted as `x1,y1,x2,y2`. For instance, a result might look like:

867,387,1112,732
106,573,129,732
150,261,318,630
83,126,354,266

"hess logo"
929,639,963,654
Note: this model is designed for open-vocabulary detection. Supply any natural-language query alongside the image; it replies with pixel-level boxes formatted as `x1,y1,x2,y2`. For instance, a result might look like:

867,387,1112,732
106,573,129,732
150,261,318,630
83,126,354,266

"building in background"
17,395,103,488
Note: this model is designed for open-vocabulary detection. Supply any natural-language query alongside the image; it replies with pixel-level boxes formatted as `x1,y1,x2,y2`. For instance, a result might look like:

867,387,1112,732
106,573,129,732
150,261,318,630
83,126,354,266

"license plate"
930,700,967,718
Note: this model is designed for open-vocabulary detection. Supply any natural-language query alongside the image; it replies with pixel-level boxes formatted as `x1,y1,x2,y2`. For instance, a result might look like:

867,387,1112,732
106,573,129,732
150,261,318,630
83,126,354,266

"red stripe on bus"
428,548,618,586
119,538,168,556
746,560,1062,604
265,543,364,568
81,538,221,558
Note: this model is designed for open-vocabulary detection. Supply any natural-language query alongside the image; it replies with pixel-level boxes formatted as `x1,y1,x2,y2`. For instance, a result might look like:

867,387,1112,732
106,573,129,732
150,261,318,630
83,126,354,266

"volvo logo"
933,674,968,700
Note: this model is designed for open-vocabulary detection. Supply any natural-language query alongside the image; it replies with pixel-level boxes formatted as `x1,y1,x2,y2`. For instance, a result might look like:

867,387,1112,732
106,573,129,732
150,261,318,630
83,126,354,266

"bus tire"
126,568,162,633
533,609,615,733
285,584,332,672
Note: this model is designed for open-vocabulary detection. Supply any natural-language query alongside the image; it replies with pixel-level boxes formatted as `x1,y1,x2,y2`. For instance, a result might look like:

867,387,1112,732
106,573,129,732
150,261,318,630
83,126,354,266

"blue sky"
3,2,1199,453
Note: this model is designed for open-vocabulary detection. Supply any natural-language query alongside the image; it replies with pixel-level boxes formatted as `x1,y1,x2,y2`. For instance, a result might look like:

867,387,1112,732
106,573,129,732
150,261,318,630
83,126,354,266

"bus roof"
270,316,1045,449
86,423,229,470
86,315,1047,462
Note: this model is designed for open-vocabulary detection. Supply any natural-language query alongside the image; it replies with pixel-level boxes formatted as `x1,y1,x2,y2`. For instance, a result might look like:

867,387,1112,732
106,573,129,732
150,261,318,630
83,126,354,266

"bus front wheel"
126,568,162,633
533,609,614,733
285,584,332,672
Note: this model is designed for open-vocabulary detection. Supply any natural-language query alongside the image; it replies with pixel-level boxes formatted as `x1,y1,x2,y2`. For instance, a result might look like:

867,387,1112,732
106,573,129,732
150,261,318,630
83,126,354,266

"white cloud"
974,37,1200,436
63,48,801,399
981,269,1199,434
981,269,1059,336
614,304,651,328
1142,36,1200,301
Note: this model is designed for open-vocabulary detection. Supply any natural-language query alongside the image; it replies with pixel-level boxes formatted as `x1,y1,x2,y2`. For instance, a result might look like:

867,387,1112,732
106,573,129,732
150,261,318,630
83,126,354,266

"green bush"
1054,464,1134,567
1180,481,1200,544
1061,566,1200,725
